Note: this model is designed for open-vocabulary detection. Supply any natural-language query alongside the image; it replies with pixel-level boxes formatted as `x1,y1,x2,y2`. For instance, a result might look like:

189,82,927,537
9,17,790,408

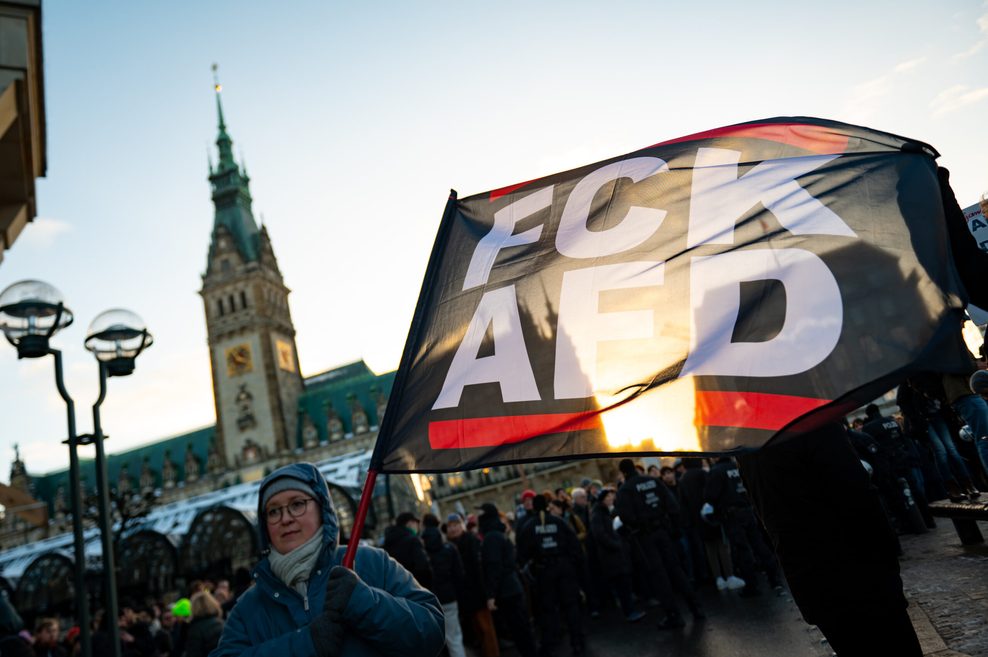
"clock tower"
200,75,303,468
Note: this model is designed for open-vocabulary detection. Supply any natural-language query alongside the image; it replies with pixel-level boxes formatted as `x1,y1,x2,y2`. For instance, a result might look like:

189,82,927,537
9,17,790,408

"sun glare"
597,376,701,452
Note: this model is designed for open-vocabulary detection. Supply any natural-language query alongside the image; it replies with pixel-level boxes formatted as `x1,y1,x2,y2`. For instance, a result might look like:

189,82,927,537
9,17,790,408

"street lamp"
0,280,73,356
0,280,89,657
83,309,153,657
0,283,153,657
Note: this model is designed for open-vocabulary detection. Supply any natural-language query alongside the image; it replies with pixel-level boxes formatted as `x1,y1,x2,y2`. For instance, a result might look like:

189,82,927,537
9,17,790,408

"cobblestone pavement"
900,521,988,657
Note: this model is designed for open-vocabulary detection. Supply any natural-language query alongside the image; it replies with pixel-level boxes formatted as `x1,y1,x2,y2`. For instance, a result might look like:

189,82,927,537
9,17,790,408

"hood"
421,526,444,553
0,593,22,636
257,462,339,556
383,524,414,550
478,512,505,535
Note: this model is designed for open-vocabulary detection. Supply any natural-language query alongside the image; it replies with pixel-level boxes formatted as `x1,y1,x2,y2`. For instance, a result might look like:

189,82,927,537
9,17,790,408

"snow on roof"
0,448,372,581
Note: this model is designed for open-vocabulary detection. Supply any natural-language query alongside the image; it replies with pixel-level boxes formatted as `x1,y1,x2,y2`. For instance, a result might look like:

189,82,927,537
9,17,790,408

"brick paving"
900,521,988,657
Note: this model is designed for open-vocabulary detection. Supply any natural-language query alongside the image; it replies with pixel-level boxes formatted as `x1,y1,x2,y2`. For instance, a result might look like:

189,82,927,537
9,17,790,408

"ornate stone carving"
140,457,155,493
162,451,177,489
372,386,388,428
117,465,132,495
301,413,319,449
54,485,66,521
184,444,201,483
9,443,30,493
241,438,264,465
325,402,344,442
235,384,257,431
207,440,224,475
348,394,369,435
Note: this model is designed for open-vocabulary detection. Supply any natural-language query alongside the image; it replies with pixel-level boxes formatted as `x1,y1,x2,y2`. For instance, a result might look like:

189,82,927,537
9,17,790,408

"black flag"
372,117,973,473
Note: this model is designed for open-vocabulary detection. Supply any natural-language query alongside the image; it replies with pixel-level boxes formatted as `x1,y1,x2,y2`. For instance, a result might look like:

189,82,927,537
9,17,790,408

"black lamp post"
0,280,89,657
0,283,153,657
83,309,153,657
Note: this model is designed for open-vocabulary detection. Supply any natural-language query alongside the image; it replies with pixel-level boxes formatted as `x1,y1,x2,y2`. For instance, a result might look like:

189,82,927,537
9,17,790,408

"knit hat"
171,598,191,619
446,513,464,524
261,475,319,512
971,370,988,395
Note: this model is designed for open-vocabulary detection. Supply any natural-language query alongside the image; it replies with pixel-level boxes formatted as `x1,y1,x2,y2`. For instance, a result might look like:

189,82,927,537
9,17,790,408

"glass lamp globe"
84,309,153,376
0,280,74,357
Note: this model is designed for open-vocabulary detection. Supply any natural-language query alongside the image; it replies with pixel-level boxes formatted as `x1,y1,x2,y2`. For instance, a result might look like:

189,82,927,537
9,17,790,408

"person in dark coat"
738,422,922,657
478,503,536,657
383,512,434,590
862,404,935,530
445,514,499,657
703,457,782,596
516,495,586,657
900,374,982,501
211,462,444,657
0,592,33,657
589,488,645,622
422,514,467,657
184,591,224,657
676,458,713,586
615,458,703,629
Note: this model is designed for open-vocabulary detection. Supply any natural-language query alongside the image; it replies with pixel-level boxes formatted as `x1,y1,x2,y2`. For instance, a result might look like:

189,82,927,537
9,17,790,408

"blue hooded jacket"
210,463,444,657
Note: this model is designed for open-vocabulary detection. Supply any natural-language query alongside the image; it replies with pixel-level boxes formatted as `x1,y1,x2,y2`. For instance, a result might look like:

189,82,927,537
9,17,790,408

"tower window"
228,294,236,313
217,298,225,317
240,290,248,309
221,259,232,272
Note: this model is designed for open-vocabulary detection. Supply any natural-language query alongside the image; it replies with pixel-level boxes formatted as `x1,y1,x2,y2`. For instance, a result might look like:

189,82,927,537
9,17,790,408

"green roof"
296,361,396,446
27,361,395,510
32,426,214,512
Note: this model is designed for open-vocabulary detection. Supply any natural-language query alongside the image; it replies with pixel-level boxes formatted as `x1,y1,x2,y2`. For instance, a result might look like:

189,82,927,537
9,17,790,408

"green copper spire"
212,64,236,172
208,64,260,263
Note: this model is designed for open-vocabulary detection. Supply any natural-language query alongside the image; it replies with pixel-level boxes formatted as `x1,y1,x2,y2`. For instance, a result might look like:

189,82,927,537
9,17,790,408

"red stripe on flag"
648,123,849,156
695,391,830,431
487,123,846,204
427,392,830,451
489,178,541,202
429,412,602,450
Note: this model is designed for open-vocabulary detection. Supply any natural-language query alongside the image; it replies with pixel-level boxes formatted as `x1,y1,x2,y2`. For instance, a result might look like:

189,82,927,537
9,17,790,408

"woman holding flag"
211,462,445,657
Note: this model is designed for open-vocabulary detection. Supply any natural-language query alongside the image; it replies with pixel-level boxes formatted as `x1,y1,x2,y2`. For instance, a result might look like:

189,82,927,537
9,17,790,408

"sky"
1,0,987,478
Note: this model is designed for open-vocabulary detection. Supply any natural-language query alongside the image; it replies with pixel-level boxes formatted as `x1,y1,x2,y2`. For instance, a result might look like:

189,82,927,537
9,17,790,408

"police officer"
614,459,704,629
516,494,585,657
861,404,933,532
703,457,782,597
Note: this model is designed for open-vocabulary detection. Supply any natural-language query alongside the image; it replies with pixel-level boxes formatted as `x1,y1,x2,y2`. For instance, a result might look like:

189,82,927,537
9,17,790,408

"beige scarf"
268,529,324,598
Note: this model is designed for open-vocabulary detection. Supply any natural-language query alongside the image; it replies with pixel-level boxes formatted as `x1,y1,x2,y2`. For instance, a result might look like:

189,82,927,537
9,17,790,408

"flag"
371,117,973,473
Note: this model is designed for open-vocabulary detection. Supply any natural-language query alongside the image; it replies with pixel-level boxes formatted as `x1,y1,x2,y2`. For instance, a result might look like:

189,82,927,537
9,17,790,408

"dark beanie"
261,475,319,511
971,370,988,395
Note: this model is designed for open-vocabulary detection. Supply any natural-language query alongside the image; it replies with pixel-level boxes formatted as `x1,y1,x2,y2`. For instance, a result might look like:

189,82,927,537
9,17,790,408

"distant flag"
369,117,973,474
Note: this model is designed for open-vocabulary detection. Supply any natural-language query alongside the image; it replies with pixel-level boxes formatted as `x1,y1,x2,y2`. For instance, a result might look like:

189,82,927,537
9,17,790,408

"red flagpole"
342,469,378,569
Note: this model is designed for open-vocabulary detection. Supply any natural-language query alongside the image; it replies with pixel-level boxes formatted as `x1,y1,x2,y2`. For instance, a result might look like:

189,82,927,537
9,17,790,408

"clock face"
276,339,295,372
225,343,253,377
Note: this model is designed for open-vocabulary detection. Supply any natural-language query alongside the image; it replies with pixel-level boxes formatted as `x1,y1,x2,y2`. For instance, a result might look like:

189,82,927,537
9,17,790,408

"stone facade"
425,458,624,520
199,85,303,468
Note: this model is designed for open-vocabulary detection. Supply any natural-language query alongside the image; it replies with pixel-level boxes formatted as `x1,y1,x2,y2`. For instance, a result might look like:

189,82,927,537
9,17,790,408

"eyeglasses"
265,497,315,524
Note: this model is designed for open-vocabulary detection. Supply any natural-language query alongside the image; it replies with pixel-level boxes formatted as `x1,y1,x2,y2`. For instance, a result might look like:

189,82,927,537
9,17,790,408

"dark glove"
309,606,344,657
309,567,360,657
325,566,360,615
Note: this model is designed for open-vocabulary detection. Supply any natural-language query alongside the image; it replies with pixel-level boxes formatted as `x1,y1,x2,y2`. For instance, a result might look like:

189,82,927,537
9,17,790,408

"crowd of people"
0,580,237,657
845,360,988,539
382,455,788,657
4,363,987,657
